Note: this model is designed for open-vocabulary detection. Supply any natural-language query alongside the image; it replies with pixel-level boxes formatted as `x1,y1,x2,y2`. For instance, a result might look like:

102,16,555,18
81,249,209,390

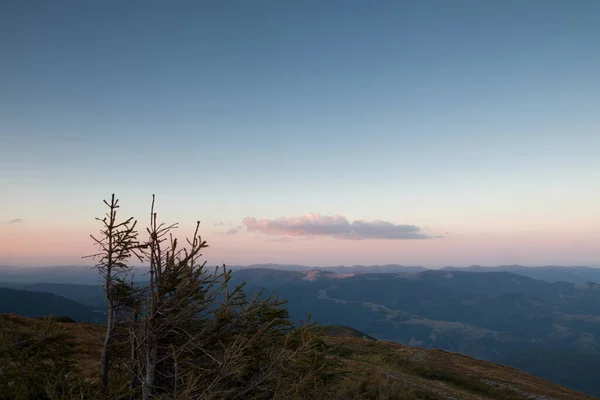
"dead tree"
85,194,144,392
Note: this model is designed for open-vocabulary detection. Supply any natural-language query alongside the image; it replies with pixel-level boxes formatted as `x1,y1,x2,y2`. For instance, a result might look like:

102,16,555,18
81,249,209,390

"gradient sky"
1,0,600,267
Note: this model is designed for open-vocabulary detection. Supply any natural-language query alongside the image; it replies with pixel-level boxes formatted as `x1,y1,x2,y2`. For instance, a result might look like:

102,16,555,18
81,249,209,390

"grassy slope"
320,324,378,341
326,336,596,399
48,318,595,400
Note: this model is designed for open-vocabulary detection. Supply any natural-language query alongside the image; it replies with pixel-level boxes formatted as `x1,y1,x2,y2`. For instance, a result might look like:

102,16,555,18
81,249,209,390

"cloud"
242,214,438,240
224,228,239,235
213,221,225,226
8,218,24,225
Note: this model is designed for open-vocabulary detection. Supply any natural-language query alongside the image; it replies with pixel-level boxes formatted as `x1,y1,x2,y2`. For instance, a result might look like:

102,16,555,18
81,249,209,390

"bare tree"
85,194,145,392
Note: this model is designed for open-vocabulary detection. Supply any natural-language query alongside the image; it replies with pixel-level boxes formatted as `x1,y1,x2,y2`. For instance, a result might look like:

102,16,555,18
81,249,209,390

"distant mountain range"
1,263,599,285
441,264,600,285
1,264,600,394
233,264,600,286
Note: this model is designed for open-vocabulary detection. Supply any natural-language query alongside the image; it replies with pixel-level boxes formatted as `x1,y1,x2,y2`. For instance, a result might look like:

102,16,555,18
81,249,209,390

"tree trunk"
129,311,139,393
142,335,157,400
101,299,114,391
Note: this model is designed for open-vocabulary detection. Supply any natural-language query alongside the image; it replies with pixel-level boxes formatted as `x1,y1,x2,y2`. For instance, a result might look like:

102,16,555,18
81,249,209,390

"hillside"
6,282,106,308
325,336,596,399
320,324,378,341
0,287,104,323
3,314,592,400
226,268,600,395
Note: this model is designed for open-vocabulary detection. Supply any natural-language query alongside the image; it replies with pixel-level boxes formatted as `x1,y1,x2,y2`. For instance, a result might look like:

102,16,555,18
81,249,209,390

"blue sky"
1,1,599,266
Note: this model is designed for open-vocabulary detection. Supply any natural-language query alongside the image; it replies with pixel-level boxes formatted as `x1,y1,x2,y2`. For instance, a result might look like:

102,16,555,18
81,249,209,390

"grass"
318,324,378,341
62,321,105,379
323,337,597,399
2,314,595,399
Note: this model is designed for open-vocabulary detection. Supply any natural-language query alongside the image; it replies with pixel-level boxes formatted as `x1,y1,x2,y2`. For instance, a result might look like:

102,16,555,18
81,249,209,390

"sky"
1,0,600,268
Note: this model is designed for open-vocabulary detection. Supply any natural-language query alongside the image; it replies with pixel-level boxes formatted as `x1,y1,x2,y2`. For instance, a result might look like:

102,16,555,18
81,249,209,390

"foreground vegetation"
1,314,595,399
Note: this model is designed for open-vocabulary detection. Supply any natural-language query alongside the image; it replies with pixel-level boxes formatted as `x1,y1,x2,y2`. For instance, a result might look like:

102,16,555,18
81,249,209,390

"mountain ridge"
2,264,599,285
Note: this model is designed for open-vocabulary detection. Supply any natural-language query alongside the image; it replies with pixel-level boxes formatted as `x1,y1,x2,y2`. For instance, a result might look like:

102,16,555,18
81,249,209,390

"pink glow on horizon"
1,221,599,268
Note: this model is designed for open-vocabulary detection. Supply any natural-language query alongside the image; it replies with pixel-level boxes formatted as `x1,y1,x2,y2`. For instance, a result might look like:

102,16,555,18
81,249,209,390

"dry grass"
3,315,594,399
325,336,596,399
67,322,105,379
58,321,600,399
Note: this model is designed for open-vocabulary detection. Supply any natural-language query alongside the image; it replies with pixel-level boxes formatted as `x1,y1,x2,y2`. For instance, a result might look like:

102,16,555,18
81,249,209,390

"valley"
1,265,599,396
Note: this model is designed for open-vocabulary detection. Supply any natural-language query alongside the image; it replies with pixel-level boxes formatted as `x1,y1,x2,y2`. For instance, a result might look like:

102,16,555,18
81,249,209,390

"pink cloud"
242,213,436,240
